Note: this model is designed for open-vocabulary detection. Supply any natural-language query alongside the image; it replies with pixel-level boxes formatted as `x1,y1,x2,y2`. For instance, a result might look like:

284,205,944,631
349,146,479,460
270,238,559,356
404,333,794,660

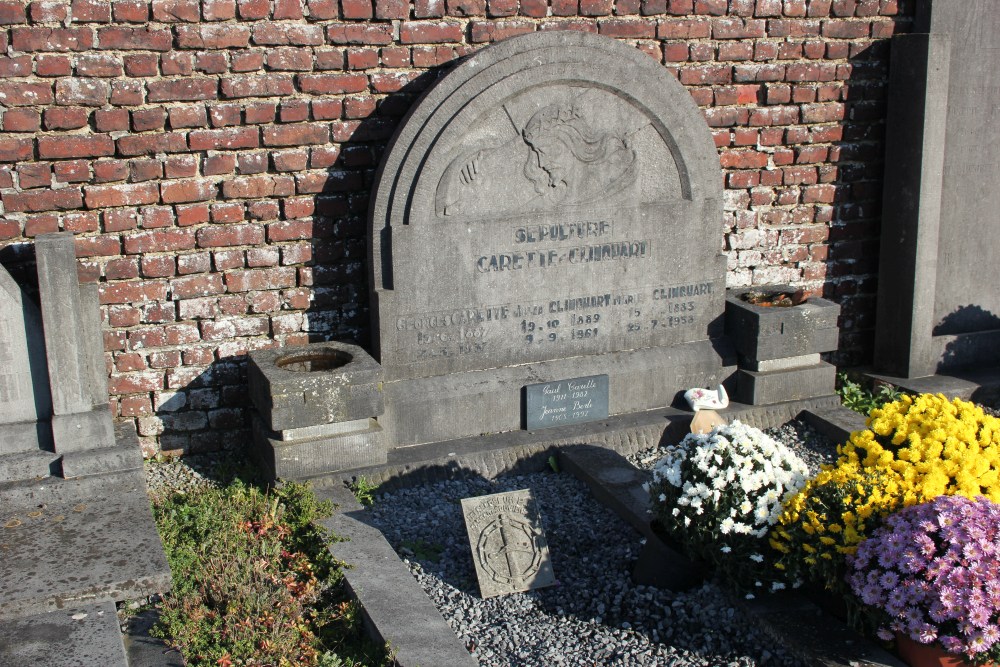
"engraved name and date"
394,219,715,361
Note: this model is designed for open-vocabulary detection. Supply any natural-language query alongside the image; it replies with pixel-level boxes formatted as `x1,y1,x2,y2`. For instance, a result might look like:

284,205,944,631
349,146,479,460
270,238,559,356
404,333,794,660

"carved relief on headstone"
461,489,555,598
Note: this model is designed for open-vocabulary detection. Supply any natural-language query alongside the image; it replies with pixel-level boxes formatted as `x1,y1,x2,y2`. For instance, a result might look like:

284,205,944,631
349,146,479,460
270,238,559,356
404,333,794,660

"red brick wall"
0,0,912,454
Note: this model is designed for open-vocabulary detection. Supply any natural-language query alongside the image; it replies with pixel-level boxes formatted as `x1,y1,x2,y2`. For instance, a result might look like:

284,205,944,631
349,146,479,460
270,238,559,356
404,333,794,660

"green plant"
152,480,389,667
348,477,378,507
400,539,444,563
836,372,904,416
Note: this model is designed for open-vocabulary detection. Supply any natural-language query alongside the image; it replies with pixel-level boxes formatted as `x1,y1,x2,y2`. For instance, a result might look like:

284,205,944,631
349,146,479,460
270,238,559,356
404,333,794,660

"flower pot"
896,634,986,667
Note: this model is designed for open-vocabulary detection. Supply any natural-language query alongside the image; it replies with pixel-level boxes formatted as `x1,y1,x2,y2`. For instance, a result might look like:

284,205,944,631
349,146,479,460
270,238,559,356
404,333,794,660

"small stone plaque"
460,489,555,599
525,374,609,430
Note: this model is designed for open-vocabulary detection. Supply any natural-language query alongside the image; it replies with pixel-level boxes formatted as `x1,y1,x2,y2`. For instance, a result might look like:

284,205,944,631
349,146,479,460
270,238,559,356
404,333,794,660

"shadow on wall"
806,34,910,367
938,304,1000,374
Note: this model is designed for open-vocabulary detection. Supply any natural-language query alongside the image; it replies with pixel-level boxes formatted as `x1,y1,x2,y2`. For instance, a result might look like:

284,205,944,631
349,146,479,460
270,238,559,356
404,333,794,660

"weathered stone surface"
0,481,172,620
0,450,58,483
248,341,385,432
460,489,555,598
726,288,840,362
875,1,1000,377
251,414,386,480
0,263,52,455
750,353,821,372
734,361,836,405
0,602,128,667
370,30,726,447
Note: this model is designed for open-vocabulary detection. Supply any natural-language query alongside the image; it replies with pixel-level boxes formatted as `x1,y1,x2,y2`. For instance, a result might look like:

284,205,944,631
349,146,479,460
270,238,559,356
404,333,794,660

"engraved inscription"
436,102,639,218
461,489,555,598
526,374,609,430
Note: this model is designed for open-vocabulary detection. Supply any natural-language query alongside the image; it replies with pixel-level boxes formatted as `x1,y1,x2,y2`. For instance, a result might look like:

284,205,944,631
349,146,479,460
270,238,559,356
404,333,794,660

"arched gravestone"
369,31,729,446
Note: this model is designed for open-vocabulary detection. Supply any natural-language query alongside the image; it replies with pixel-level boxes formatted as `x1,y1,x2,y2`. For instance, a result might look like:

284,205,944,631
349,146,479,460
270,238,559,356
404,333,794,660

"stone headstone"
0,264,52,456
370,31,729,447
874,0,1000,377
35,232,116,453
460,489,555,598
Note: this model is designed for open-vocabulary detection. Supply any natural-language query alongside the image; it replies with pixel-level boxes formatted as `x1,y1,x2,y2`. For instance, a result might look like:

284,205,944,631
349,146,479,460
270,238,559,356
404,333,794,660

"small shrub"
153,480,389,667
837,372,904,416
647,421,809,594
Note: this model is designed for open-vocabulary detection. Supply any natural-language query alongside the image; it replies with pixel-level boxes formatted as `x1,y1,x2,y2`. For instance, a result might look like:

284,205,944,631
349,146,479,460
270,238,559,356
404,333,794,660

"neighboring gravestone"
0,265,52,456
460,489,555,598
369,31,729,447
874,0,1000,378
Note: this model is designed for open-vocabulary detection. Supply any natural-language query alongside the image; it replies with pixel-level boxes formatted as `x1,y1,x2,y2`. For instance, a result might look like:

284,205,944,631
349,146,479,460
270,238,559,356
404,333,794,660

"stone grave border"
313,397,906,667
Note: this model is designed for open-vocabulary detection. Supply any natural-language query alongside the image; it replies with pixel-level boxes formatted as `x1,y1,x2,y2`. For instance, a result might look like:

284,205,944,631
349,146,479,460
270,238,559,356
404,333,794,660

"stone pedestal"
726,288,840,405
248,342,388,479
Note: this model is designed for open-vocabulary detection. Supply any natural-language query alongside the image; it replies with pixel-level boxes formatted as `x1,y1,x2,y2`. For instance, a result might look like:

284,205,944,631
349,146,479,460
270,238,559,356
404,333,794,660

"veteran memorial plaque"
368,31,730,448
460,489,555,599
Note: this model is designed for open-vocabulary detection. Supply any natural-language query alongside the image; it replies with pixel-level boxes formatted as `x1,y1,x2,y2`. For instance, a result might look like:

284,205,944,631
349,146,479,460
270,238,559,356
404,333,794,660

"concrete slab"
801,404,867,446
0,601,127,667
122,609,186,667
867,367,1000,405
318,484,479,667
0,479,172,621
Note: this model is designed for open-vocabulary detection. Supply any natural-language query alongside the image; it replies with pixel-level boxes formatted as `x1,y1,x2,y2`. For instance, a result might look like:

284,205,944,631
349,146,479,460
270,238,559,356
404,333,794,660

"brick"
298,73,369,94
0,55,30,77
55,78,109,106
197,223,265,247
97,26,172,50
400,21,464,43
468,19,530,41
224,266,297,292
76,53,122,77
44,107,90,129
124,228,196,253
326,23,393,46
103,209,140,232
597,18,653,37
210,202,244,222
151,0,199,21
238,0,270,17
130,155,165,181
148,78,218,102
189,127,260,151
117,132,187,156
252,21,324,45
279,99,310,122
165,155,198,178
0,136,33,161
176,24,252,49
203,154,237,176
110,79,144,105
262,123,329,146
376,0,408,17
113,0,149,21
203,0,236,18
17,164,50,190
370,71,422,93
169,106,209,130
171,273,225,298
70,0,112,21
162,52,194,75
221,175,295,198
4,188,83,213
12,27,94,51
53,160,90,183
93,159,129,182
0,81,53,106
220,74,295,98
208,104,242,127
347,47,379,69
38,134,114,159
267,47,313,71
85,182,160,209
237,152,268,174
822,19,870,38
657,17,711,38
341,0,373,17
171,203,206,227
161,178,218,204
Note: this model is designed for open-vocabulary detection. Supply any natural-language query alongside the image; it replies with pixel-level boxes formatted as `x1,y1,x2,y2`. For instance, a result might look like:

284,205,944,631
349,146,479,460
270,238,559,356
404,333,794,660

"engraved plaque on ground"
525,374,609,430
460,489,555,598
